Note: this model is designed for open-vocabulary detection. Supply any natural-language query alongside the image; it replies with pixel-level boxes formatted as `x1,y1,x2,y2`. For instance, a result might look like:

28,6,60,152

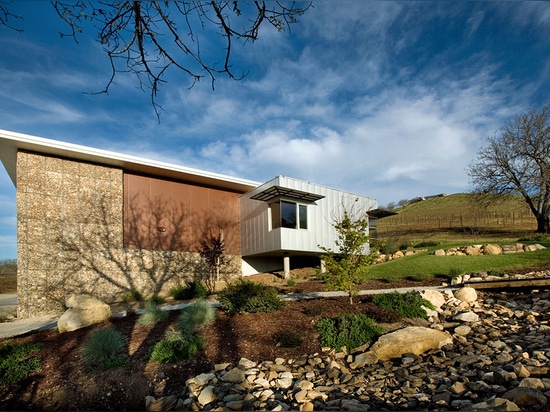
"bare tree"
199,227,227,291
468,105,550,233
3,1,311,118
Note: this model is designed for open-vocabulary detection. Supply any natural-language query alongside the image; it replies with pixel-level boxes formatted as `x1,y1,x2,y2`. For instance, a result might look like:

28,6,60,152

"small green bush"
122,290,142,303
218,281,286,315
286,279,296,287
81,328,128,371
372,291,435,319
316,314,385,352
148,295,165,305
170,281,209,300
137,301,168,325
275,330,303,348
177,301,216,332
367,305,403,323
149,330,205,363
0,341,43,386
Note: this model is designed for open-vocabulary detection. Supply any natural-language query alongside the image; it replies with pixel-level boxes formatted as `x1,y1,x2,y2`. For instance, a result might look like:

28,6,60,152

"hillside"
375,193,536,241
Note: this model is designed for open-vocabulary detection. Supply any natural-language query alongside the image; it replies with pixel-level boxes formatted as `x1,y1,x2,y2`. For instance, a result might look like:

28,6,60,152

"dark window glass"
299,204,308,229
281,201,297,228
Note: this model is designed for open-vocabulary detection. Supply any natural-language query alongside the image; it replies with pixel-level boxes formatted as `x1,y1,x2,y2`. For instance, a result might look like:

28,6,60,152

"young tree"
319,204,376,304
2,1,311,118
468,105,550,233
199,228,227,291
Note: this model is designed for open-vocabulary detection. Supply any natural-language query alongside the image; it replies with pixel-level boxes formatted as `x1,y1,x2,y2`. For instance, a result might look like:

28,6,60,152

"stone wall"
16,152,240,318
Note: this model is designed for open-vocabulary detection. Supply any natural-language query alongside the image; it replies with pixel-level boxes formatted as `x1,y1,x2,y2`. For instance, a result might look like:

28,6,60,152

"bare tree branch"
47,1,311,120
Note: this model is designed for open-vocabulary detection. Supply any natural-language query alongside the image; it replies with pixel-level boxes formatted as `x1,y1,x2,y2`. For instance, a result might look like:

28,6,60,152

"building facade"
0,130,377,318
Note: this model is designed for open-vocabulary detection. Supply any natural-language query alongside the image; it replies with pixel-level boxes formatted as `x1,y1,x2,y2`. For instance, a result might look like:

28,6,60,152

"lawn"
366,243,550,282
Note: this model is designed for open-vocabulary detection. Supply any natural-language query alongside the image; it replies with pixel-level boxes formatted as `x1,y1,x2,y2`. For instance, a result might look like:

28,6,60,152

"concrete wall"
16,151,240,318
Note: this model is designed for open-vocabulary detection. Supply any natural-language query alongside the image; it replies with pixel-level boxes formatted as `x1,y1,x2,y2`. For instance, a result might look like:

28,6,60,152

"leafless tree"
468,105,550,233
3,1,311,118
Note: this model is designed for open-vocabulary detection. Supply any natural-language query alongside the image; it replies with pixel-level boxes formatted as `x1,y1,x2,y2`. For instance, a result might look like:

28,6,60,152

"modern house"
0,129,378,318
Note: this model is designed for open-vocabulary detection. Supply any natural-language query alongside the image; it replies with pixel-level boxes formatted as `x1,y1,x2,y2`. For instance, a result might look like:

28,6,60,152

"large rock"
483,244,503,255
57,294,112,333
454,287,478,303
421,289,446,308
369,327,452,360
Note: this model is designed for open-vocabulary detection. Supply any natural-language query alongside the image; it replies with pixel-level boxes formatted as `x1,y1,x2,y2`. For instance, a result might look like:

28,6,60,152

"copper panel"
124,173,240,254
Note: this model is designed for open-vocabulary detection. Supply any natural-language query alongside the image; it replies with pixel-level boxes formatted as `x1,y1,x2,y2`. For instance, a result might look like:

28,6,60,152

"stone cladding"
16,151,240,318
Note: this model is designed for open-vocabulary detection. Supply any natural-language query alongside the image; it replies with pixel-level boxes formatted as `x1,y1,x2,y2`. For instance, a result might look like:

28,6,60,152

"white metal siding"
240,176,378,257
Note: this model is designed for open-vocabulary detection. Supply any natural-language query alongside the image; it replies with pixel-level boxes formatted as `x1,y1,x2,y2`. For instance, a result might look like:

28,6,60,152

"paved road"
0,293,17,306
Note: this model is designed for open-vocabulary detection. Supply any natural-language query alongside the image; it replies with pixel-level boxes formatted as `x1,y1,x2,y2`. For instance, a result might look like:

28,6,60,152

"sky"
0,1,549,260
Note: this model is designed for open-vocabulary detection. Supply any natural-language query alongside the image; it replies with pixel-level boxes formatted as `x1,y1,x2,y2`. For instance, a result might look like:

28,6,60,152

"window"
271,200,307,229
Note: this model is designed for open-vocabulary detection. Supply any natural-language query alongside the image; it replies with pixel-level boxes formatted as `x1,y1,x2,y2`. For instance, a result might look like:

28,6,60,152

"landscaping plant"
177,300,216,332
0,341,43,386
81,328,128,371
149,329,205,363
372,290,435,319
319,205,377,304
137,301,168,325
316,314,385,352
170,280,209,301
218,280,286,315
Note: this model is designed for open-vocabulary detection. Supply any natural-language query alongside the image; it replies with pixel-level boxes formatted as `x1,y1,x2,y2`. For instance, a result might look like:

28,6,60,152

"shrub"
170,281,209,301
286,279,296,287
367,305,403,324
149,330,205,363
372,291,435,319
122,290,142,303
177,301,216,332
81,328,128,371
218,281,286,315
0,341,43,386
316,314,384,352
275,330,303,348
137,301,168,325
148,295,165,305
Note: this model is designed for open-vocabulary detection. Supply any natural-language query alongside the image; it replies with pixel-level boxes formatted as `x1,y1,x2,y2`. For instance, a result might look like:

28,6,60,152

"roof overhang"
367,208,398,219
250,185,325,203
0,129,260,193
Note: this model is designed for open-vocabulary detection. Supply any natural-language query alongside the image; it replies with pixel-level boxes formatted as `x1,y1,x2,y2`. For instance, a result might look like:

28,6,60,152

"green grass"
366,246,550,281
0,341,43,386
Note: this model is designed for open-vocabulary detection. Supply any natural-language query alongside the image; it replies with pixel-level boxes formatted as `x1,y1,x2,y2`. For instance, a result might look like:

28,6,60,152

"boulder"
57,294,112,333
454,287,478,303
421,289,446,308
483,244,503,255
369,327,452,360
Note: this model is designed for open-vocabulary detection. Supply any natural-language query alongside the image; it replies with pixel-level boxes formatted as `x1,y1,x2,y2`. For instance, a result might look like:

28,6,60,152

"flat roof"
0,129,260,193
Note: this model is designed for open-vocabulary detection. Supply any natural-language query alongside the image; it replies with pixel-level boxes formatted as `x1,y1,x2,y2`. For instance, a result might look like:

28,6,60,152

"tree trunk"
535,213,550,233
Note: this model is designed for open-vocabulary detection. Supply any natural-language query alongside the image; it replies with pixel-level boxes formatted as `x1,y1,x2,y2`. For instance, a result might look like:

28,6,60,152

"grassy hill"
367,194,550,281
374,193,538,246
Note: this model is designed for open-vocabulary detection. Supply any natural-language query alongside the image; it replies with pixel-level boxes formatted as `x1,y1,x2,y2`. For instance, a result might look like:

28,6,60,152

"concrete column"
283,254,290,279
320,258,326,273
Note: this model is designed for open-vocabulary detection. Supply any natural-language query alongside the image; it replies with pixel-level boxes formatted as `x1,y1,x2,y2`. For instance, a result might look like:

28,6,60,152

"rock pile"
146,287,550,411
451,269,550,286
434,243,546,257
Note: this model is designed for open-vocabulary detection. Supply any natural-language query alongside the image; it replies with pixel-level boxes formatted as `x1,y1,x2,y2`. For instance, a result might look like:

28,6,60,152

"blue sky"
0,1,549,260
